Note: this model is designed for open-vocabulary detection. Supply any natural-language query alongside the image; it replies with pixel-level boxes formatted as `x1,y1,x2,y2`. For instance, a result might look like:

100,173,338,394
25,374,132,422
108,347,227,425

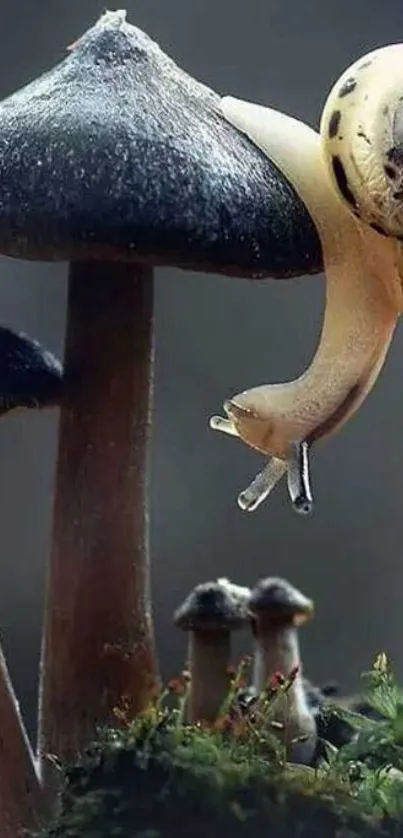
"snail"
210,44,403,514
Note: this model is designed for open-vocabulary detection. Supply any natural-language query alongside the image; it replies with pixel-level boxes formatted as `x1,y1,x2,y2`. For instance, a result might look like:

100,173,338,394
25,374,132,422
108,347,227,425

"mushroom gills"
210,95,401,512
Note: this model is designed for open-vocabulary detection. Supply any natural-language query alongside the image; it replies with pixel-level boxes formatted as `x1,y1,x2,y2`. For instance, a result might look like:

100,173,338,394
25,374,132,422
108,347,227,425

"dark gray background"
0,0,402,739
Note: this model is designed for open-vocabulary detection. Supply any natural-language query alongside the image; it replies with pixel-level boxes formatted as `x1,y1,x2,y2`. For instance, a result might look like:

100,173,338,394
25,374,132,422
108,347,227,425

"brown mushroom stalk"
174,578,250,724
250,577,317,764
211,96,403,513
38,261,156,782
0,644,46,837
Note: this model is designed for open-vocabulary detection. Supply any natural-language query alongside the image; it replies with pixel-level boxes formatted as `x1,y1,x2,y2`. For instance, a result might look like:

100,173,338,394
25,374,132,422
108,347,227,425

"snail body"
211,45,403,513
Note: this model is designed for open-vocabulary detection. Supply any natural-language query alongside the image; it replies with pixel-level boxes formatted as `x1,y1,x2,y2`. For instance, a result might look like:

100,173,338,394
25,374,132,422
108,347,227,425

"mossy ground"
37,655,403,838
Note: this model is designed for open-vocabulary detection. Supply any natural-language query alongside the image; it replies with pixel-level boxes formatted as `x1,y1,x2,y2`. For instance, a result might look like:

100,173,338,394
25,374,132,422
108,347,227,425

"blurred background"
0,0,402,739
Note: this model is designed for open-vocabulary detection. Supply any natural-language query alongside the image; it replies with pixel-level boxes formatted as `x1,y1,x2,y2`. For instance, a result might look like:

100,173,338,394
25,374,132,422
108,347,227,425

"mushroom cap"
0,10,322,278
0,326,62,411
249,577,314,626
173,577,250,632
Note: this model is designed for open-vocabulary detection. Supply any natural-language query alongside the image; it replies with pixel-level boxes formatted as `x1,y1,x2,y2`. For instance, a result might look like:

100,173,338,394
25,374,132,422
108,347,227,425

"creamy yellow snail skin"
211,45,403,515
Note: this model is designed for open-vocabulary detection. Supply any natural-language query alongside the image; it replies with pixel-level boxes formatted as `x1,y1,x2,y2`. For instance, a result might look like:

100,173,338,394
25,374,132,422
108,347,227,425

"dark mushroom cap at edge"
0,326,62,412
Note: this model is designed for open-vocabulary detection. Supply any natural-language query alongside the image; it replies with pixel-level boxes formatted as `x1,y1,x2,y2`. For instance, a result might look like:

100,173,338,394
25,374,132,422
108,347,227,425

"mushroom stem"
252,621,316,763
0,644,46,836
187,630,231,723
213,99,401,503
252,622,299,691
38,261,158,789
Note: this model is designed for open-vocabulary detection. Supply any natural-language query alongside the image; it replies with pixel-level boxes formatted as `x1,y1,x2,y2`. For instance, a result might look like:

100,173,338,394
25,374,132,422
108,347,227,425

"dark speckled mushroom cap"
249,577,314,627
173,578,251,632
0,10,322,278
0,326,62,412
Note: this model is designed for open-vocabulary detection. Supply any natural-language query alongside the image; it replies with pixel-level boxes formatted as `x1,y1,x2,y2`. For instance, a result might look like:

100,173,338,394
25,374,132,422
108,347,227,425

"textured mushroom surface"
0,10,321,277
0,326,62,411
174,578,250,631
249,576,314,624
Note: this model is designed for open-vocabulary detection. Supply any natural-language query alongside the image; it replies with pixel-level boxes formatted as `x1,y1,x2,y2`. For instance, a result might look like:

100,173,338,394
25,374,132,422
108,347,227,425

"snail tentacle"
209,415,239,436
238,456,287,512
287,441,313,515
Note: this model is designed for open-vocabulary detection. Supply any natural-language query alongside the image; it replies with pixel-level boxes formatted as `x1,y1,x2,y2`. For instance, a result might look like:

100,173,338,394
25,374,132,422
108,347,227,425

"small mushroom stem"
187,630,231,724
252,621,316,763
0,644,46,835
38,261,158,789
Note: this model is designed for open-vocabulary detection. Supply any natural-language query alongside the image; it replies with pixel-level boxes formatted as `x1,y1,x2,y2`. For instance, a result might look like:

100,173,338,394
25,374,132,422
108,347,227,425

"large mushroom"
0,9,323,795
211,46,403,513
249,576,317,765
173,577,250,724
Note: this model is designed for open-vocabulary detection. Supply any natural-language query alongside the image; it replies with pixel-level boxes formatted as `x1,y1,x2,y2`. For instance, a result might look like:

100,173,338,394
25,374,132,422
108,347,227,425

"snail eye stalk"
287,441,313,515
237,457,287,512
210,421,314,515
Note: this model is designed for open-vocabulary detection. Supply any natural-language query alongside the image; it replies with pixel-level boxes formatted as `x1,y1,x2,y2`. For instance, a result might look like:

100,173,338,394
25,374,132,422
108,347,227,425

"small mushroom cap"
0,326,62,412
0,10,322,278
173,577,251,632
249,577,314,626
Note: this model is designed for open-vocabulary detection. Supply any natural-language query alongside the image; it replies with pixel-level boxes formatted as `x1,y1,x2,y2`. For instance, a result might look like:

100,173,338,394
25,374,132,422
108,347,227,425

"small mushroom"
0,9,324,783
173,577,250,724
211,52,403,513
0,326,62,413
249,577,317,764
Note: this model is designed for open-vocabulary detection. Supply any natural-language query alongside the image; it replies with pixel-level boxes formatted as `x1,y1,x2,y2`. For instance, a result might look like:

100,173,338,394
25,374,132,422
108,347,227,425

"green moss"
37,656,403,838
